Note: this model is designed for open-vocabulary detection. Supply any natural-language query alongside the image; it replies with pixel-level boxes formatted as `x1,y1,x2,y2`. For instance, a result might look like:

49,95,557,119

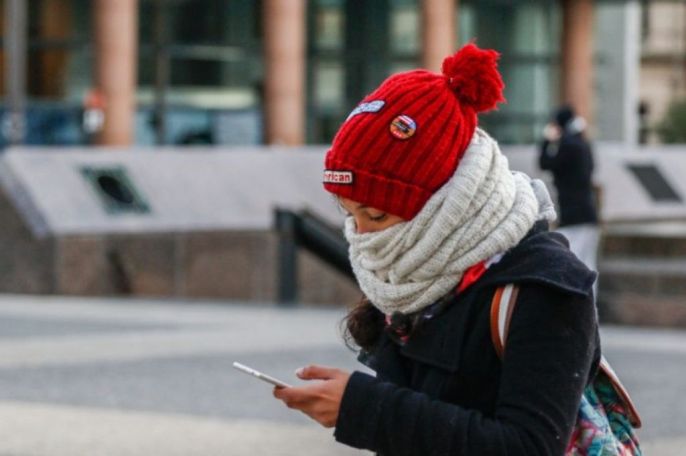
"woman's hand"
273,365,351,428
543,122,561,141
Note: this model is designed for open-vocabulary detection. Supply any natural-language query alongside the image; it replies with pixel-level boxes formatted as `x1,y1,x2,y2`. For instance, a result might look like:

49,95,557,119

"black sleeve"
334,285,598,456
539,139,558,171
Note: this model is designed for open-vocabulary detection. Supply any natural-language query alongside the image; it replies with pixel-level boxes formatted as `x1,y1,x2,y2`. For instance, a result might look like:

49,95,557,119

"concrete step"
601,221,686,257
598,256,686,326
599,257,686,296
600,257,686,275
597,291,686,327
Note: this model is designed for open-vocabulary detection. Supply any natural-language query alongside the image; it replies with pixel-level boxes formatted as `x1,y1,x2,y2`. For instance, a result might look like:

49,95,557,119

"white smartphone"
232,362,292,388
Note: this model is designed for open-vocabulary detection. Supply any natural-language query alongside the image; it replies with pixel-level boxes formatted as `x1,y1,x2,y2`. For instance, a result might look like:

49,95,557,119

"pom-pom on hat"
323,43,505,220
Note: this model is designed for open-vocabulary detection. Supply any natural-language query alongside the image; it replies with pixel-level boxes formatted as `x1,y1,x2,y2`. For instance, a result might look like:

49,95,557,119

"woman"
539,105,599,278
274,44,599,455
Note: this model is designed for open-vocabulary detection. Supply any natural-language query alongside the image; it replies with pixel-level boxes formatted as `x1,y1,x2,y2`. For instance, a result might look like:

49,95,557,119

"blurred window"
307,0,421,144
307,0,345,143
137,0,263,145
460,0,560,144
0,0,92,146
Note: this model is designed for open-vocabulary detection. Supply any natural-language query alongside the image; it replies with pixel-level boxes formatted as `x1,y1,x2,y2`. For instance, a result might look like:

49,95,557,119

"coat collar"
476,221,597,297
396,222,596,372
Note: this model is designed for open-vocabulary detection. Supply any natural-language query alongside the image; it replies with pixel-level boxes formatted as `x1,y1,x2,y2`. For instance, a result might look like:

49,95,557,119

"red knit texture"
442,43,506,112
324,43,506,220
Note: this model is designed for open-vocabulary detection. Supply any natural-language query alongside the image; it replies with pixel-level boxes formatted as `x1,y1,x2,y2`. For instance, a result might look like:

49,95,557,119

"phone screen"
233,362,292,388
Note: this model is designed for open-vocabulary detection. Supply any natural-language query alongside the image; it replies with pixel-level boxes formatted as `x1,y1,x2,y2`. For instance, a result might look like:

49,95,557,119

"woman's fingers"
274,385,323,415
272,367,351,428
272,385,288,400
295,364,343,380
274,385,312,404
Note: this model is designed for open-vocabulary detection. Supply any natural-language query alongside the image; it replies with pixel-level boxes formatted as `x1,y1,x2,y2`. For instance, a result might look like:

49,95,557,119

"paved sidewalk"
0,402,362,456
0,294,683,455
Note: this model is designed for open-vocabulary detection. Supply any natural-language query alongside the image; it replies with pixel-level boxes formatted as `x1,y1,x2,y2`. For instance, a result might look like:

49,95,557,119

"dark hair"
342,291,456,352
554,104,576,128
342,297,436,351
341,298,385,352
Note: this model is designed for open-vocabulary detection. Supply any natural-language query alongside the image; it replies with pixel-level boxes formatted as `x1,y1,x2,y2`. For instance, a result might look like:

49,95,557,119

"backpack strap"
490,284,519,359
490,284,642,428
598,356,643,428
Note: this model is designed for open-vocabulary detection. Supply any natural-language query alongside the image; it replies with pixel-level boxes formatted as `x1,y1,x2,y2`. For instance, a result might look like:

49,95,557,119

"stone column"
3,0,28,145
94,0,138,146
263,0,306,145
421,0,457,72
561,0,594,123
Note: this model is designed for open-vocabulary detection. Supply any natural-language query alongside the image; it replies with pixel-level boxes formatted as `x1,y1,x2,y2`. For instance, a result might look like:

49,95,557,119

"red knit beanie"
323,43,506,220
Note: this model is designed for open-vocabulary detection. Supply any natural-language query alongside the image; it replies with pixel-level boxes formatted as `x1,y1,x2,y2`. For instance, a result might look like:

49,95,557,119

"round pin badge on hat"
389,115,417,140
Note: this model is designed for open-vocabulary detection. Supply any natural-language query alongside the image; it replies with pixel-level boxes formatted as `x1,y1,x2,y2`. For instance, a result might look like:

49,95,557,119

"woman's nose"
354,217,371,234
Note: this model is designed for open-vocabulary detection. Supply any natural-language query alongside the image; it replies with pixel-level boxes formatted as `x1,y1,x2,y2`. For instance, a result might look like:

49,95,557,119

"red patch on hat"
389,115,417,140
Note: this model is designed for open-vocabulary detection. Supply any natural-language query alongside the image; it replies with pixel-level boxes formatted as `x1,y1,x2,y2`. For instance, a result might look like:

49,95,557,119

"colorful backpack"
491,284,642,455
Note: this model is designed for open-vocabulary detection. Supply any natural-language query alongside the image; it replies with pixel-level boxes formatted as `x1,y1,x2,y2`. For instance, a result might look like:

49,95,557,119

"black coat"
334,223,599,456
539,132,598,227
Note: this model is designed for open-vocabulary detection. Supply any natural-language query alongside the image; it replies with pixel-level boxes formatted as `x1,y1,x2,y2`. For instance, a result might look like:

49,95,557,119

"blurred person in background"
271,44,619,455
539,105,599,278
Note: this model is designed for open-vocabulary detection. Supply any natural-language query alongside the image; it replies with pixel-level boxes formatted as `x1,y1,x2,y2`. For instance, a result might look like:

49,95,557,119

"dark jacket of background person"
334,223,599,456
539,113,598,227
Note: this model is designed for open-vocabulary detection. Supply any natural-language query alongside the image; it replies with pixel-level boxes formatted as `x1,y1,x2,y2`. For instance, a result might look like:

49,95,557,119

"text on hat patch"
323,170,354,185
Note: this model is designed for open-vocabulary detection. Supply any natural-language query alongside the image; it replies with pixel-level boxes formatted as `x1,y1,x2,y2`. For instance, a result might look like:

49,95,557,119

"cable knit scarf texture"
345,129,556,316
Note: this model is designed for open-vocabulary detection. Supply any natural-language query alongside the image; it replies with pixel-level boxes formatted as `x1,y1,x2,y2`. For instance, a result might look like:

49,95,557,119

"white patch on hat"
323,170,354,185
346,100,385,121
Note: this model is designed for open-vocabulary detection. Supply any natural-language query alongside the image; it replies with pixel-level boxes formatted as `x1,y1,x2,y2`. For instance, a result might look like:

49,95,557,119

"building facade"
639,0,686,143
0,0,678,148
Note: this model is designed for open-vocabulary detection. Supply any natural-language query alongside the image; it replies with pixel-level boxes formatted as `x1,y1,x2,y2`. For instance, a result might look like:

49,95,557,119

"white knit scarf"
345,128,556,316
